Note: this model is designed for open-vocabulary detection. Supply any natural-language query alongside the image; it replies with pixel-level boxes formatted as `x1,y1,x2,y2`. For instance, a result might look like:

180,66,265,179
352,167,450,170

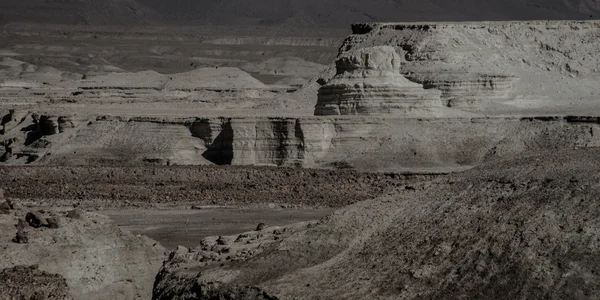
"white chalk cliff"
315,46,442,116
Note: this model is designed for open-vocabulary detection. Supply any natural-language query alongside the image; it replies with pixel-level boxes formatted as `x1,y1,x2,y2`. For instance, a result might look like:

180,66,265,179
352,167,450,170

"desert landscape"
1,1,600,299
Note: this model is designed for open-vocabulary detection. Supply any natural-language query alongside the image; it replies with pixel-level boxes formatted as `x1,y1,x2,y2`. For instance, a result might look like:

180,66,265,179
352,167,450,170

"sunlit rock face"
315,46,443,116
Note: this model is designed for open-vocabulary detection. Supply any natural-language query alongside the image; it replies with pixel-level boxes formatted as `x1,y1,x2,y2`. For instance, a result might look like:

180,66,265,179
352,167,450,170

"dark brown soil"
0,165,435,208
0,265,72,300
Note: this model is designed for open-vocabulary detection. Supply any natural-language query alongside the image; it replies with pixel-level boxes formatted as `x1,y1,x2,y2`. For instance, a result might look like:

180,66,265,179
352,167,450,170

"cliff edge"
301,20,600,114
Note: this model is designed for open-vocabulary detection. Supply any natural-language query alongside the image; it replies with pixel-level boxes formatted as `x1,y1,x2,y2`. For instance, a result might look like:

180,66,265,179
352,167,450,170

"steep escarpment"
5,110,600,172
315,46,443,116
303,20,600,113
153,148,600,299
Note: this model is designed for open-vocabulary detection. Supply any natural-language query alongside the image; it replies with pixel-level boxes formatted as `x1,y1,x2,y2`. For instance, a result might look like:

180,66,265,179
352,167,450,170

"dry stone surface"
315,46,442,116
153,148,600,300
303,21,600,114
0,208,166,300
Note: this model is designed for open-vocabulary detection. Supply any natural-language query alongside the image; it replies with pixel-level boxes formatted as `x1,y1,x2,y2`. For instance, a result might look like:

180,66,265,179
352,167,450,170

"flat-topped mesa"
315,46,443,116
317,20,600,113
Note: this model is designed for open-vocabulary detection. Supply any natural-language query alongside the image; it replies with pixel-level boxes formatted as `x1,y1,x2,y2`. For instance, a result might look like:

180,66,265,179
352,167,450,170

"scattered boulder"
12,229,28,244
15,218,27,230
0,265,72,300
256,222,266,231
39,115,59,135
174,246,189,256
216,236,228,246
57,116,75,133
0,202,10,214
25,211,45,228
0,195,14,214
235,233,249,242
66,209,82,219
31,113,39,125
12,219,29,243
46,217,60,229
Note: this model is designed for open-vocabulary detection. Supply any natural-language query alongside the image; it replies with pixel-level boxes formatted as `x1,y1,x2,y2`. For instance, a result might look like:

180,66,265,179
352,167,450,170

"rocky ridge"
3,21,600,173
3,0,600,27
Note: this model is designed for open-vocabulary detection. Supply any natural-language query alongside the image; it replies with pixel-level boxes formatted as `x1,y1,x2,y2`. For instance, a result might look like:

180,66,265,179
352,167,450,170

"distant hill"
1,0,599,27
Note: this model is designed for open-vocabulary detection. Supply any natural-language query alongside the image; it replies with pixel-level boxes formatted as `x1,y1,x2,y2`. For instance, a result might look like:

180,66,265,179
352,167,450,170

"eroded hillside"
2,21,600,173
153,148,600,299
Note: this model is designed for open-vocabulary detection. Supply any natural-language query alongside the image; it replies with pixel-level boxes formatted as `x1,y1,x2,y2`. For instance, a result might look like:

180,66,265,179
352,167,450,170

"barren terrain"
155,148,600,299
1,14,600,300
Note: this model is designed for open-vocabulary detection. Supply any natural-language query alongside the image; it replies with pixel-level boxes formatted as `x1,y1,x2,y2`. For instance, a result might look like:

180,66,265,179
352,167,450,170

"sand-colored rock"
241,56,326,78
5,113,600,172
165,67,267,90
0,209,166,300
3,21,600,173
0,61,83,86
302,21,600,113
79,67,267,90
315,46,443,116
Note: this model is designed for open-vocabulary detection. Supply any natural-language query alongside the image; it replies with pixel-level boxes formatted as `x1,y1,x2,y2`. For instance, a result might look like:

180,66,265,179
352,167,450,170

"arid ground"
1,9,600,299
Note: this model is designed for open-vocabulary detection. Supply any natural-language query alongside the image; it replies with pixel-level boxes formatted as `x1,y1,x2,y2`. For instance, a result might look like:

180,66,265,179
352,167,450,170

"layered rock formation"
406,72,520,108
302,21,600,113
5,111,600,172
315,46,442,116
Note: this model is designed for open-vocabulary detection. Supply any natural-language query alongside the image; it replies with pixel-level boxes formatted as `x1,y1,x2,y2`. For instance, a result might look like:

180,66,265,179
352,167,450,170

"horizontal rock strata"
5,111,600,172
315,46,443,116
303,20,600,112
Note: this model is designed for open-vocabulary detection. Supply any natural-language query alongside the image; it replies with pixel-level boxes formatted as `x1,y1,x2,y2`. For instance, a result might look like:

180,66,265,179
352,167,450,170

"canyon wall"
3,111,600,172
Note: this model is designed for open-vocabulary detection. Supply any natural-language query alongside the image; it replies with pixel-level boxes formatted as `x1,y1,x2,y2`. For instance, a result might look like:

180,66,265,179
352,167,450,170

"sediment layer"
3,110,600,172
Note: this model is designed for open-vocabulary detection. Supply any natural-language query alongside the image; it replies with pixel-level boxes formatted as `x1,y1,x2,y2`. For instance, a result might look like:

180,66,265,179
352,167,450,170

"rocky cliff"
315,46,443,116
303,20,600,113
4,110,600,172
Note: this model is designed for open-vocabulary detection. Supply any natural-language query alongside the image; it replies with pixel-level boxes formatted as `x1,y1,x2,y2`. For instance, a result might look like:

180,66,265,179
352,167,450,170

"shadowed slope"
154,148,600,299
